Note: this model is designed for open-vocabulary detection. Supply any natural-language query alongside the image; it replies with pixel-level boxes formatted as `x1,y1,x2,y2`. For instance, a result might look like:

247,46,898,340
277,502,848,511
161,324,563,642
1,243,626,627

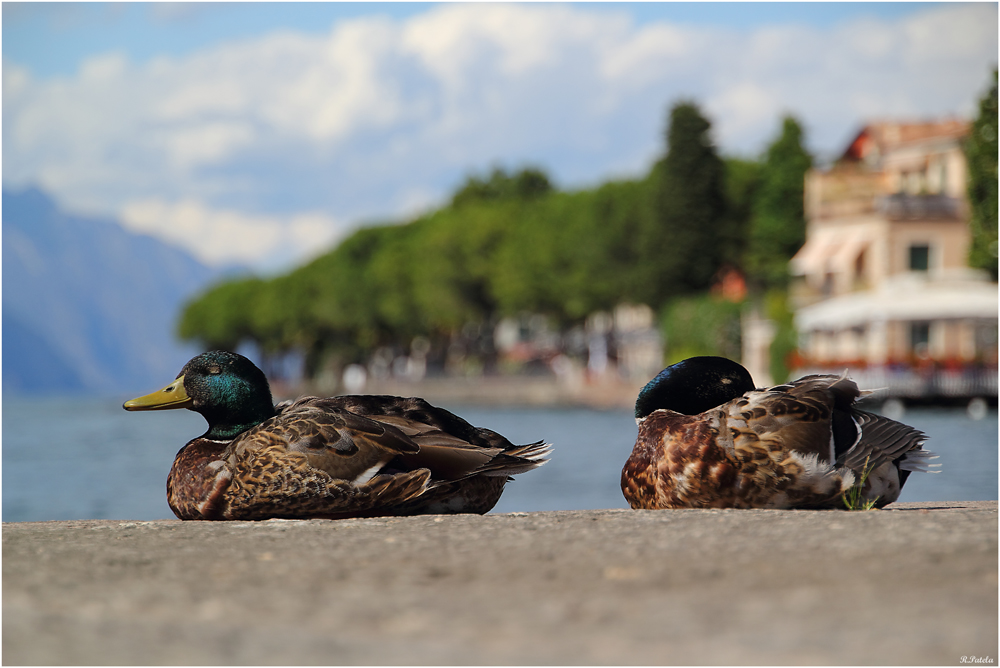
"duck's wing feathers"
233,401,420,482
469,439,553,477
304,394,551,481
314,395,500,444
374,414,501,479
723,374,849,462
837,410,931,473
220,441,432,520
733,374,934,476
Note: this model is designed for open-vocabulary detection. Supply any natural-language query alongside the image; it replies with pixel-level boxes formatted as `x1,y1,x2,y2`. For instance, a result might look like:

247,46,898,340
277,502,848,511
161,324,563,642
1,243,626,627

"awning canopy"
789,227,837,276
829,228,871,274
796,271,999,331
790,227,872,276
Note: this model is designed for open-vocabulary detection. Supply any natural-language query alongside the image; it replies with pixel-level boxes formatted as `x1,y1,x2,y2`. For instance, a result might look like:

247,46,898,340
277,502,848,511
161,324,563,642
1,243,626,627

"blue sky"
3,2,996,270
5,3,952,78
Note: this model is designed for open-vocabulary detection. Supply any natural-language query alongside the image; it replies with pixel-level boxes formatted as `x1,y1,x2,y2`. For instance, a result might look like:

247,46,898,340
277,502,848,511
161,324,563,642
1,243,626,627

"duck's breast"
167,439,233,520
622,411,738,509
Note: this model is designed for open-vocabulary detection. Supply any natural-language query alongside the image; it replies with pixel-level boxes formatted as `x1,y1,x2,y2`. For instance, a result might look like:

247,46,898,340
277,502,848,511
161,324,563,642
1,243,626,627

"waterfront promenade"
284,373,644,410
4,501,996,665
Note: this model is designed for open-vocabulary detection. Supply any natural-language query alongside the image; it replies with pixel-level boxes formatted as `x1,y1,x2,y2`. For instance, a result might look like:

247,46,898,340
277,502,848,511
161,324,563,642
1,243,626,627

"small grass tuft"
842,455,880,511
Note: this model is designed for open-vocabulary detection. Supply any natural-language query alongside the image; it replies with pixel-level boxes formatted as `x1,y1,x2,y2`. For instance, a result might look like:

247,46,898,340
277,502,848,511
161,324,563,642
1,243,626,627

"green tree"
177,276,265,351
721,157,763,270
490,179,651,322
745,116,812,289
451,166,553,208
644,102,729,303
966,68,998,280
408,203,510,330
249,273,311,353
175,105,822,382
764,289,797,383
279,224,404,374
661,294,743,364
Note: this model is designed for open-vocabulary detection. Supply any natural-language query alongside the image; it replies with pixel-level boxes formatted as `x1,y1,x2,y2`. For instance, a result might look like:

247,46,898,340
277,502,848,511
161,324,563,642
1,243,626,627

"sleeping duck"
124,351,550,520
621,356,937,510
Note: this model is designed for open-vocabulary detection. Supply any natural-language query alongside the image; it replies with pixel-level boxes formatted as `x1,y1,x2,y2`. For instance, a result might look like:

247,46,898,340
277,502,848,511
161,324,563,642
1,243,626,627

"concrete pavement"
3,501,997,665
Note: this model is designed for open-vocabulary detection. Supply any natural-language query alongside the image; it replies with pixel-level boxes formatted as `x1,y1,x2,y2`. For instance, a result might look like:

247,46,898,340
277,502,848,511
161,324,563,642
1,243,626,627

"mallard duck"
621,356,938,510
124,351,550,520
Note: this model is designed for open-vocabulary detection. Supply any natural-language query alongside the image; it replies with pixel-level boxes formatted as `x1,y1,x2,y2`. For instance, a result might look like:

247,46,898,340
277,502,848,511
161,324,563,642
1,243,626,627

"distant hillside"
2,187,233,395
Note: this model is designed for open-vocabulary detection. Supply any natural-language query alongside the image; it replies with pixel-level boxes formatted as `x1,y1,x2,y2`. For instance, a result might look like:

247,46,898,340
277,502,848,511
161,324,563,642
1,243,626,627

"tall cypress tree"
966,69,998,281
644,102,728,304
745,116,812,290
721,157,762,271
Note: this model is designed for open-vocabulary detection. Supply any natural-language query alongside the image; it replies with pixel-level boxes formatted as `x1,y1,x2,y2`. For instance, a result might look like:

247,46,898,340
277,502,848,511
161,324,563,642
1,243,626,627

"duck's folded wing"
837,410,932,473
373,414,550,479
317,395,512,448
722,385,837,462
380,419,500,479
221,444,432,520
234,406,420,482
470,440,553,477
309,395,551,480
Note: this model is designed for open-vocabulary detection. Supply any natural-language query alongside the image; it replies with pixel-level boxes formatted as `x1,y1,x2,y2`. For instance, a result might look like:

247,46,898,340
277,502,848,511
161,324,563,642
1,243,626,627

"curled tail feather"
479,441,553,477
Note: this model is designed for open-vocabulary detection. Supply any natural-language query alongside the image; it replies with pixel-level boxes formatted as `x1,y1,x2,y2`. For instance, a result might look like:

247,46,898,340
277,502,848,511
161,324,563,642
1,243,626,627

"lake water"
3,396,996,522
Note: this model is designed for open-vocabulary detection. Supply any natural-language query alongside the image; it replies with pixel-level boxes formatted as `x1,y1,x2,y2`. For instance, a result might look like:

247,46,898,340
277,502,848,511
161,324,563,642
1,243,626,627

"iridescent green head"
124,351,276,440
635,356,755,419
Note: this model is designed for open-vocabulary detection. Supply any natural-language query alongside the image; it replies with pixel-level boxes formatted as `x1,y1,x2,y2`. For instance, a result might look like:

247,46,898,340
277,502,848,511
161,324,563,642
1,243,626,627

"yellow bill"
123,375,194,411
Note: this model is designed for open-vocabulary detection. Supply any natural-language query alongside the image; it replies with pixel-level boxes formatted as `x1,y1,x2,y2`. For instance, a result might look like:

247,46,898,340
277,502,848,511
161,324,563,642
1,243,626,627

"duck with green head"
125,351,550,520
621,356,938,509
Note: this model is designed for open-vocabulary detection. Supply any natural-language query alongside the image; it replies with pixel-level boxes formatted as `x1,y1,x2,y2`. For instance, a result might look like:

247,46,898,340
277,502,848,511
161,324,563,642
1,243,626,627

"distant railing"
794,364,998,400
806,182,965,222
876,194,963,221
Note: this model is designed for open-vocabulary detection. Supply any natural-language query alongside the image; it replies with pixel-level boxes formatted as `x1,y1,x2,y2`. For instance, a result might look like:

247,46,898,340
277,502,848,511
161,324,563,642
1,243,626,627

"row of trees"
179,101,813,379
967,69,998,281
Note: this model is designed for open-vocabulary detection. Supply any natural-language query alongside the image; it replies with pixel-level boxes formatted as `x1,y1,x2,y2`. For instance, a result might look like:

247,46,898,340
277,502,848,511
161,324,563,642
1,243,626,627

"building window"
910,322,931,357
822,272,834,297
976,322,999,362
909,244,930,271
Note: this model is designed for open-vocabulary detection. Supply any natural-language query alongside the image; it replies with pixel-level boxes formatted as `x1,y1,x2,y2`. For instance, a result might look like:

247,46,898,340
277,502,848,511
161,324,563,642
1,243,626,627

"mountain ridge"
3,186,239,395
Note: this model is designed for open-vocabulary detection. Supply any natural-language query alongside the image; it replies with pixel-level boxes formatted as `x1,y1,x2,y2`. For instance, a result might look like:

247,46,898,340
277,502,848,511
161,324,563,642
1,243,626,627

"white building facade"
790,120,998,401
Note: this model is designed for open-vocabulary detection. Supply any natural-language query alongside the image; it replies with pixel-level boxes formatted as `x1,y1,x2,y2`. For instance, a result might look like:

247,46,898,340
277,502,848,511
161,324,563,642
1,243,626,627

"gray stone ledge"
4,501,997,664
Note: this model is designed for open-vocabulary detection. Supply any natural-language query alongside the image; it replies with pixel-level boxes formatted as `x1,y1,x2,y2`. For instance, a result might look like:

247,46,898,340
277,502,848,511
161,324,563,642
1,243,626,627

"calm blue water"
2,396,996,522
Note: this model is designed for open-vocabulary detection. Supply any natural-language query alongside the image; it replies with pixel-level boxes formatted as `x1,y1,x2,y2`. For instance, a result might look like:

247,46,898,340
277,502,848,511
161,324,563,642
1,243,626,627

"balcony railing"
794,363,998,400
876,194,964,221
805,165,966,221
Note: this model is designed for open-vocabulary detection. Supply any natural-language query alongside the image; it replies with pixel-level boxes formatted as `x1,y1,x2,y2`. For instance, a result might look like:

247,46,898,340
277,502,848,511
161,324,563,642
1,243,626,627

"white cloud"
119,198,344,270
708,81,781,145
160,121,256,170
3,3,996,268
79,51,128,82
2,61,31,99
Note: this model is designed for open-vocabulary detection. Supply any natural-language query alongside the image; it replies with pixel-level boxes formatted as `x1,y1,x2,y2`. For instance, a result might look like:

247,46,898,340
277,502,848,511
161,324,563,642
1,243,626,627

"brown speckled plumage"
622,359,936,510
166,395,550,520
127,352,550,521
